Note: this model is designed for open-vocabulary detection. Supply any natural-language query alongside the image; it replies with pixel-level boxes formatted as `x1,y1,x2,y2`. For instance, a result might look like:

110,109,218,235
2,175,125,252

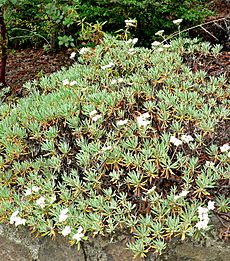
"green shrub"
3,0,213,48
0,36,229,257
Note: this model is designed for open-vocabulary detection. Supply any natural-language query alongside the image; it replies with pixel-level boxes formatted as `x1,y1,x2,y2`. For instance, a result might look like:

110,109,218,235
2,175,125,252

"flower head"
36,196,46,208
59,208,69,222
170,136,182,146
101,63,114,70
63,79,69,86
25,188,32,196
92,114,102,122
136,113,151,128
72,226,84,242
173,19,183,25
207,201,215,210
70,52,76,59
116,119,128,126
70,81,77,86
10,211,26,227
151,41,161,47
62,226,71,237
220,143,230,152
89,110,98,117
79,47,90,55
181,134,194,143
155,30,164,36
195,220,209,230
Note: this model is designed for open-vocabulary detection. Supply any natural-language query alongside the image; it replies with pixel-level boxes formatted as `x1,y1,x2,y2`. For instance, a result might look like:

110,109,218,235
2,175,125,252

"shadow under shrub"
0,36,229,257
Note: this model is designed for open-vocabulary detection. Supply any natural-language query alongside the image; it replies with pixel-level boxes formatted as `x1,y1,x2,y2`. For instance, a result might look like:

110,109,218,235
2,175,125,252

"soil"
5,48,74,96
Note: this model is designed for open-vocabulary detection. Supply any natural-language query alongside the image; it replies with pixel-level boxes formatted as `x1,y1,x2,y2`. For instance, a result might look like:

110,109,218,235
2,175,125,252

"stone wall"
0,217,229,261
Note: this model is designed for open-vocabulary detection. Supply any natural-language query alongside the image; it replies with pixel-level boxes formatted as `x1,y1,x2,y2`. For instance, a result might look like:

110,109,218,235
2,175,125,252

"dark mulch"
5,48,74,95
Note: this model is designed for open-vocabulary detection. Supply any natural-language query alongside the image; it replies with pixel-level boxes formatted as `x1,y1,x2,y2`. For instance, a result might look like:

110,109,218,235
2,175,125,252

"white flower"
36,196,46,208
101,146,112,151
89,110,98,117
116,119,128,126
174,190,189,200
151,41,161,47
111,79,117,85
62,226,71,237
10,211,26,226
157,47,164,52
117,78,124,83
141,112,150,119
14,217,26,227
180,190,189,197
132,38,138,44
10,211,19,224
228,151,230,158
198,206,209,220
70,52,76,59
70,81,77,86
72,226,84,242
173,19,183,25
32,186,40,192
25,188,32,196
92,114,102,122
101,62,114,70
220,143,230,152
181,134,194,143
163,44,171,48
155,30,164,36
63,79,69,86
136,113,151,128
79,47,90,55
59,208,69,222
195,220,209,230
128,48,136,55
207,201,215,210
205,161,215,167
170,136,182,146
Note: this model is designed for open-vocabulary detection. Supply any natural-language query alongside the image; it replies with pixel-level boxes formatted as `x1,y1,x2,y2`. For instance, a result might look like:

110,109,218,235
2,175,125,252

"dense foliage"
0,36,229,257
2,0,213,48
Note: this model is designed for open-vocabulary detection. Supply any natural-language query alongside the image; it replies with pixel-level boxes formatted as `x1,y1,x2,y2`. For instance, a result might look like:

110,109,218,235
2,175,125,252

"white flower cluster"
70,52,76,59
61,225,84,242
136,112,151,128
220,143,230,157
89,110,102,122
155,30,164,36
59,208,69,222
173,19,183,25
36,196,46,208
25,186,40,196
111,78,124,85
196,201,215,230
170,134,194,146
10,211,26,226
79,47,90,55
62,79,77,86
101,62,114,70
72,226,84,242
126,38,138,45
116,119,128,126
174,190,189,200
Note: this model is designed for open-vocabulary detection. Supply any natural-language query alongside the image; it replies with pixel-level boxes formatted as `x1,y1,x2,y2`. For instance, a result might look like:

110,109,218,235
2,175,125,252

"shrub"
3,0,213,48
0,36,229,257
